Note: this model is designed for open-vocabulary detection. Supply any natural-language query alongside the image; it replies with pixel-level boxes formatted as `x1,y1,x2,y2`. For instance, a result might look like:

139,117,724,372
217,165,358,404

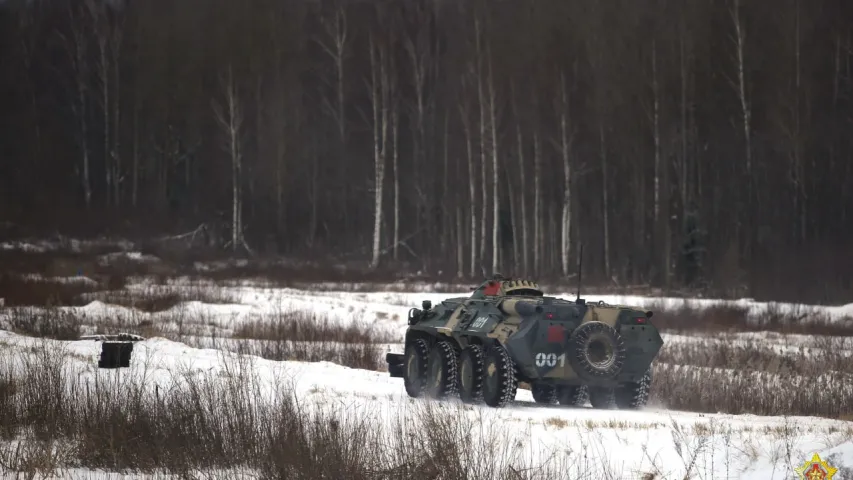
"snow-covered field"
0,328,851,479
1,242,853,478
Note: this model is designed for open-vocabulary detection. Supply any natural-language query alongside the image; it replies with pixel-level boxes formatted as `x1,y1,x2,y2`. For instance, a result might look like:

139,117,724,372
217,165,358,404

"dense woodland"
1,0,853,303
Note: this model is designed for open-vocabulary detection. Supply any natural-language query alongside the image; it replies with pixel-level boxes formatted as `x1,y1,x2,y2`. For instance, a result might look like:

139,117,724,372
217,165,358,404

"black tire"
588,386,616,409
458,345,485,404
426,340,458,399
531,383,558,404
403,338,430,398
568,321,626,379
557,385,589,407
615,367,652,409
482,345,517,408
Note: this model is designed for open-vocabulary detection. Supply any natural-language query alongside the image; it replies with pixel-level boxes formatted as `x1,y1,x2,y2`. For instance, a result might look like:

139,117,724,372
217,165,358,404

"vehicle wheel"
403,338,430,398
458,345,485,404
482,345,517,408
588,386,616,409
531,383,558,404
615,367,652,409
426,340,458,399
557,385,589,407
568,322,626,379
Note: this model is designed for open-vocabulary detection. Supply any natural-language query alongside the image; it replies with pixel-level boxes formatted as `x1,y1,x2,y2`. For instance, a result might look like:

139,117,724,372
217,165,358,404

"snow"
0,331,850,479
0,242,852,478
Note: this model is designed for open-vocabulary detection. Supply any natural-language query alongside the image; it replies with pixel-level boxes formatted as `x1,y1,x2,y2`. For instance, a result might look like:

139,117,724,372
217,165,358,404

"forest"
1,0,853,304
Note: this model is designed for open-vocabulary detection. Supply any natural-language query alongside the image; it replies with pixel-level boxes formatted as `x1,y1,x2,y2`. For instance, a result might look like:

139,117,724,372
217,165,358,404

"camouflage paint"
395,278,664,388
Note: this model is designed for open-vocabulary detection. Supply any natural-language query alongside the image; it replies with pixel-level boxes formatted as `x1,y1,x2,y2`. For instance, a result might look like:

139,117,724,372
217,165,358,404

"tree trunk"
461,101,477,278
475,16,488,268
731,0,753,265
533,129,542,276
368,33,388,269
511,82,529,277
392,84,400,262
558,71,573,277
487,42,499,273
600,123,611,278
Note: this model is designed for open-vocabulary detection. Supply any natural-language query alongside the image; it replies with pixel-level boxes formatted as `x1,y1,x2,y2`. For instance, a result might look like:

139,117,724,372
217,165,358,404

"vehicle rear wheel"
404,338,430,398
557,385,589,407
588,386,616,409
615,367,652,409
531,383,558,404
458,345,485,404
482,345,517,408
426,340,458,399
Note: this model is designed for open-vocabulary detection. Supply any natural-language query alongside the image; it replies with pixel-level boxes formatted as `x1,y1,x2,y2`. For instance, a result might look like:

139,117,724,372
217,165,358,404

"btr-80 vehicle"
385,275,663,409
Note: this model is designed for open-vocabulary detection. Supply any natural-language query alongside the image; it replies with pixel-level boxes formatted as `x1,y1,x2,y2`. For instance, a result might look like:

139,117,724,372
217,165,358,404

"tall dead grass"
648,301,853,336
651,337,853,418
226,308,395,370
0,341,607,479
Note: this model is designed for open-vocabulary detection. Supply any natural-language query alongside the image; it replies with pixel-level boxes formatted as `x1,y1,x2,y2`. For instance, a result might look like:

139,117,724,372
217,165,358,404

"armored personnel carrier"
385,275,663,409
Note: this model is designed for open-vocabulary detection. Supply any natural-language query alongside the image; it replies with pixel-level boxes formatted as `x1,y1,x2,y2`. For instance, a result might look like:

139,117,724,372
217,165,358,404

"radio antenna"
575,243,584,303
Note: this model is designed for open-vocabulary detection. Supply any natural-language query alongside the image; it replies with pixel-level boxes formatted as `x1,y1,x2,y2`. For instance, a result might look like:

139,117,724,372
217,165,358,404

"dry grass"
0,340,848,479
232,309,395,344
2,307,82,340
651,362,853,418
648,301,853,336
225,308,395,370
651,343,853,419
0,273,109,307
0,342,610,479
657,336,853,376
87,284,239,312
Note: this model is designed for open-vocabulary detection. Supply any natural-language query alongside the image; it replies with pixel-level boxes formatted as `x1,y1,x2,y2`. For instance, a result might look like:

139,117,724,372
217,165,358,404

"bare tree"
511,82,529,276
475,14,489,268
486,36,500,272
367,25,392,269
555,70,576,277
87,0,124,207
213,65,246,253
728,0,753,258
315,1,350,229
460,69,478,278
391,75,400,262
404,2,431,250
599,122,611,278
533,126,542,276
59,1,93,208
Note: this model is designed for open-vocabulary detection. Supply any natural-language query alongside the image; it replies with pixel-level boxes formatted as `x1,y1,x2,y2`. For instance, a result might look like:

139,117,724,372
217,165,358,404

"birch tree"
729,0,753,256
555,70,575,277
460,69,478,277
213,65,245,253
475,15,489,268
404,4,430,247
88,0,124,207
486,37,500,273
60,2,93,209
367,27,391,269
315,2,349,227
510,82,530,276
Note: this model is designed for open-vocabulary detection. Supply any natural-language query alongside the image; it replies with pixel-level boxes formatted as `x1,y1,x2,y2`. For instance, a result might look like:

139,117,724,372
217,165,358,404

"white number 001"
534,352,566,368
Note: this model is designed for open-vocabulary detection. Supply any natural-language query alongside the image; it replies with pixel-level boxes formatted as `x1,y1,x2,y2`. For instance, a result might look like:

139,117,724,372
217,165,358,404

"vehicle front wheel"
426,340,458,399
404,338,430,398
